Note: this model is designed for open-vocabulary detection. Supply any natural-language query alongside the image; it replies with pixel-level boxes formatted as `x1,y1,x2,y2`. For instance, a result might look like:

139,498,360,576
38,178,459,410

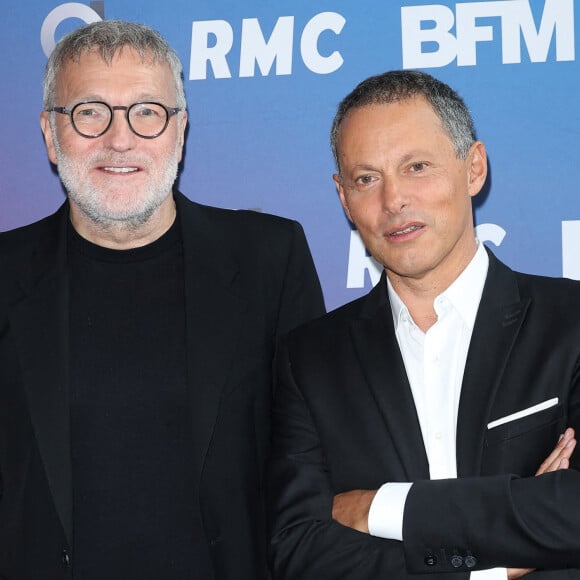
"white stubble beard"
51,122,181,231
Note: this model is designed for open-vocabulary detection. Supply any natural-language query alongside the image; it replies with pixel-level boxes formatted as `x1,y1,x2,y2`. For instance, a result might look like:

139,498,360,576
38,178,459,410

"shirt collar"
387,240,489,331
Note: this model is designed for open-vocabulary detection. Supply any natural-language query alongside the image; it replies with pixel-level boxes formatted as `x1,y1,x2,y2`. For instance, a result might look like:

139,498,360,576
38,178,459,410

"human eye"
132,104,163,118
353,174,377,188
409,161,428,173
75,104,106,119
72,103,109,132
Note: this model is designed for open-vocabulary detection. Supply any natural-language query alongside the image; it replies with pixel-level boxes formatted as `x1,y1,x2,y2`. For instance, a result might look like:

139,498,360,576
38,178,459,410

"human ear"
40,112,58,165
467,141,487,198
334,173,353,222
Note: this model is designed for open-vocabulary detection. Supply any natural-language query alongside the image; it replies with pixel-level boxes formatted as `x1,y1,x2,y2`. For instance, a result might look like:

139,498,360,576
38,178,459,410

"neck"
389,279,439,332
387,240,478,332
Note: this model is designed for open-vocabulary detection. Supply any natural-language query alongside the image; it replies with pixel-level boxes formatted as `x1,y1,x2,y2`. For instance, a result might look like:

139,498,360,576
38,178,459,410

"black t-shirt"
68,220,211,579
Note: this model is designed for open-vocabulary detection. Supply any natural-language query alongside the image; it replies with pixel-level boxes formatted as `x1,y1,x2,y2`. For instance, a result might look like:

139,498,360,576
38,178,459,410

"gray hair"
330,70,476,172
43,20,186,110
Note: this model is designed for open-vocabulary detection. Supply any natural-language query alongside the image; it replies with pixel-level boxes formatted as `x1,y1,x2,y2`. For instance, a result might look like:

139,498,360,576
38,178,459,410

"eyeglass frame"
46,100,183,139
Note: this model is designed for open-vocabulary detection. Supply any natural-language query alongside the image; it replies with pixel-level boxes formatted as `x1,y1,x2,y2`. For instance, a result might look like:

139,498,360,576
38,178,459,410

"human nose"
379,175,408,214
101,109,137,151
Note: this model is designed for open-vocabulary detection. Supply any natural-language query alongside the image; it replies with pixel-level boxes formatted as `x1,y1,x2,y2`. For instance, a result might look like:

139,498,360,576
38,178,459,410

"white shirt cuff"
368,482,412,540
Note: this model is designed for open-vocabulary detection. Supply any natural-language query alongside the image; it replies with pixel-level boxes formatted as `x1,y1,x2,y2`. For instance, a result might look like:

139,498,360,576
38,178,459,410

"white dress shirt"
367,241,506,580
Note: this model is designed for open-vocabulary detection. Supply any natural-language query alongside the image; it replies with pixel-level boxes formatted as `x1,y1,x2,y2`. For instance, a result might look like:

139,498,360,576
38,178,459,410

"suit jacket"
268,249,580,579
0,191,325,580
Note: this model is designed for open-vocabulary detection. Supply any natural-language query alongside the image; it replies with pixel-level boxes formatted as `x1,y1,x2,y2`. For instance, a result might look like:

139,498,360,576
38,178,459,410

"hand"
508,568,534,580
332,489,377,533
507,428,576,579
535,427,576,475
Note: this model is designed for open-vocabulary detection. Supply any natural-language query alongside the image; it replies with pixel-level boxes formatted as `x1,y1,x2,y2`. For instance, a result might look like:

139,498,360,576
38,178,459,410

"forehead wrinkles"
337,102,456,170
55,50,174,102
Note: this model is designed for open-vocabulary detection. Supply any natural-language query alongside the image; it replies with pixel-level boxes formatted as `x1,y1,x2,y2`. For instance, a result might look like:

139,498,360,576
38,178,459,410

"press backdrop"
1,0,579,309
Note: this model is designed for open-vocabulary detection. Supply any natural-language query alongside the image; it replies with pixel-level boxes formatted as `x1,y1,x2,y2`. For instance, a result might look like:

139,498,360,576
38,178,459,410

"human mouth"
389,224,423,237
102,166,139,174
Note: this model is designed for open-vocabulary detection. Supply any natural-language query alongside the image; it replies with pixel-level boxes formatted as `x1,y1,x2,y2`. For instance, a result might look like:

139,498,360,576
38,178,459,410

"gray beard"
51,124,179,231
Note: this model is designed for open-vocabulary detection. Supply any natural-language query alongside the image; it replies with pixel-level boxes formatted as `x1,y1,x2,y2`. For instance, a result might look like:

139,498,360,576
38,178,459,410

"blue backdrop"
1,0,579,310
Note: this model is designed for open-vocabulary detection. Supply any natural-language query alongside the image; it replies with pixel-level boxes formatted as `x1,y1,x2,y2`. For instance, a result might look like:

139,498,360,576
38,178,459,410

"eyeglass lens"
72,102,169,137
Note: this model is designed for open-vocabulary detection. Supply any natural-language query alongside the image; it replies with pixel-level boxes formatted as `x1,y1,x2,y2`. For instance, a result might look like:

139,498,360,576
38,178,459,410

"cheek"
351,209,383,239
57,129,94,158
358,205,380,227
432,197,471,239
344,190,380,220
152,135,181,163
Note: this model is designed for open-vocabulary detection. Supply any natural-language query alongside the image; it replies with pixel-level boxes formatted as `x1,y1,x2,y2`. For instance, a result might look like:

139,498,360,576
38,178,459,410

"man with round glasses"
0,19,324,580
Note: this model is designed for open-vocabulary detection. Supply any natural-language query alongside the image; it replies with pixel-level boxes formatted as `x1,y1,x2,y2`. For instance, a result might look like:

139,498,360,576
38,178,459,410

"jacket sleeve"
267,340,427,580
403,468,580,573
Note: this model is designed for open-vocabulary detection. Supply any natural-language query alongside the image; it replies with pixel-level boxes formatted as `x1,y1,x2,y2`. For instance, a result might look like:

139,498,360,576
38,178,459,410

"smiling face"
334,97,487,293
40,47,187,245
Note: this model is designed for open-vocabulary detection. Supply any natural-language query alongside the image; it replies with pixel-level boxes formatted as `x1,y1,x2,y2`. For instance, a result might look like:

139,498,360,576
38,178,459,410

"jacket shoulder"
183,196,301,238
177,194,310,266
284,289,370,344
0,208,64,266
515,270,580,314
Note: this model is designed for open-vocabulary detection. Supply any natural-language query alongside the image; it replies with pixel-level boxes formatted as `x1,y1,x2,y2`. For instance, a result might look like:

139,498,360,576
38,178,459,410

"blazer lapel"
456,250,530,477
350,275,430,481
9,206,73,545
177,194,246,483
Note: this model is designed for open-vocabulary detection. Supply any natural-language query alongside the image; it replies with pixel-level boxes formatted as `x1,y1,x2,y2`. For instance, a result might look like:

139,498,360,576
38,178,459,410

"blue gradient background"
1,0,579,310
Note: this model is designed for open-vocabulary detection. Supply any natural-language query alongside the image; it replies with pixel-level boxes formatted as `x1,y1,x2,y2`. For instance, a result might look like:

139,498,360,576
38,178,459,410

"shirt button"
434,432,443,440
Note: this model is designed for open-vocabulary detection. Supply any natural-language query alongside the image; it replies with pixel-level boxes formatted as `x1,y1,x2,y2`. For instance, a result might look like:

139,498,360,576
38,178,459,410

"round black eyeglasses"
46,101,182,139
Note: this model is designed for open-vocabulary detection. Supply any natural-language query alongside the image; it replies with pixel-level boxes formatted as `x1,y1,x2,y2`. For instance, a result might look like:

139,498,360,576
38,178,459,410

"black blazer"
0,191,325,580
269,249,580,579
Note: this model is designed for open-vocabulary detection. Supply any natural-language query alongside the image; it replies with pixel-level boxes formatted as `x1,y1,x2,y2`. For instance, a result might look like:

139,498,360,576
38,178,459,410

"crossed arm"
332,428,577,580
332,428,577,534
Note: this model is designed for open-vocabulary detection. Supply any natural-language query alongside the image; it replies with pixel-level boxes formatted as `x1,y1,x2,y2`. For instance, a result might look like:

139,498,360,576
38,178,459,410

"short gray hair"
330,70,476,172
43,20,186,110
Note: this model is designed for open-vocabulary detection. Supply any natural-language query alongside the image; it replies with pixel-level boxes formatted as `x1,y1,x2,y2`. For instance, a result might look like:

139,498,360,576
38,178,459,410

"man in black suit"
268,70,580,579
0,20,324,580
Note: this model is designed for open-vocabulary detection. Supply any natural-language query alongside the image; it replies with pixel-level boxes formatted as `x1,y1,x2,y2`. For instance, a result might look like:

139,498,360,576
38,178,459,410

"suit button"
424,554,437,566
451,555,464,568
61,549,71,567
465,555,477,568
